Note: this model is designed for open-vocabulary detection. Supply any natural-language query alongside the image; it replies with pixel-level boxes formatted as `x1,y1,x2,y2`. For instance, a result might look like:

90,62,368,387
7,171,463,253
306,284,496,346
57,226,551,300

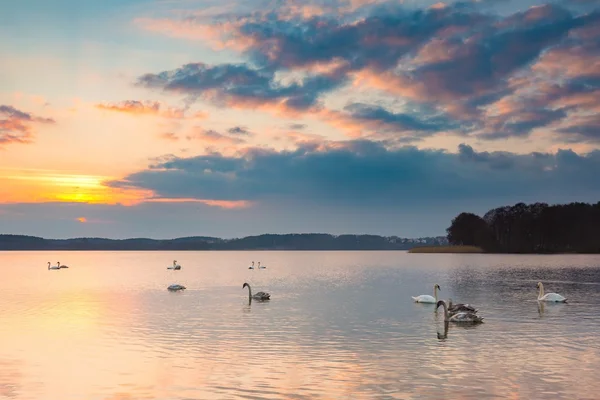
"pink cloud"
0,105,55,146
159,132,180,141
95,100,207,120
97,100,161,115
134,17,256,51
144,197,253,209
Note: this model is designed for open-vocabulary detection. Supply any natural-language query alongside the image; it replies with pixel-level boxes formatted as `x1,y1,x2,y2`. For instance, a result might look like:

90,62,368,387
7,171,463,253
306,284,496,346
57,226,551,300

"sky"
1,0,599,239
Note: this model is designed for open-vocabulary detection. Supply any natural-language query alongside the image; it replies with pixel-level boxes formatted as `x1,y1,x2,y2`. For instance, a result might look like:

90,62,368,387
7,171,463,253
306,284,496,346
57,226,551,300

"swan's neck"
440,301,449,321
434,286,438,301
538,284,544,298
246,285,252,301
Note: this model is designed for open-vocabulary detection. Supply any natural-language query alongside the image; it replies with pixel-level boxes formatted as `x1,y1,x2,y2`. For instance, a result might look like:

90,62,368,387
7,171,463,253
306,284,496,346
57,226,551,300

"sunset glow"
1,0,599,238
0,169,150,205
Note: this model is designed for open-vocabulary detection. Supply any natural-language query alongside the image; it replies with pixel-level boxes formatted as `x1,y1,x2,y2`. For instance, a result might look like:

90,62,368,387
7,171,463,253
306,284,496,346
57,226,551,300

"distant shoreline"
408,245,485,253
0,233,448,251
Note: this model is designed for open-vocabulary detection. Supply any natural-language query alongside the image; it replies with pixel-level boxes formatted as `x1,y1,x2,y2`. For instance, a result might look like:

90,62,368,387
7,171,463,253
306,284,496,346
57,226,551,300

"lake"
1,251,599,399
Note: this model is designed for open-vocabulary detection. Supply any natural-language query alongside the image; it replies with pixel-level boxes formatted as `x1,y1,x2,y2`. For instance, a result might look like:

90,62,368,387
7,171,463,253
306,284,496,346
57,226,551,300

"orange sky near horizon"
0,169,150,205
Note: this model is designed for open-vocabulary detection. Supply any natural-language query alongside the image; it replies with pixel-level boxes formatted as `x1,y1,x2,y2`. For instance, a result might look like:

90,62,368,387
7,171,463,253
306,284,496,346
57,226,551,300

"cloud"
95,100,207,119
159,132,180,141
107,140,600,209
227,126,252,136
479,108,568,140
556,114,600,143
288,123,307,130
185,128,247,145
0,105,55,146
137,62,347,115
323,103,458,140
144,197,253,209
136,2,600,143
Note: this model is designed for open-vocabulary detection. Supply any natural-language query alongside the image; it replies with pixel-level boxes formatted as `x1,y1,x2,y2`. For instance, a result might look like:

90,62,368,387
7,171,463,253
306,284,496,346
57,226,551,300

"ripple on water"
1,251,600,399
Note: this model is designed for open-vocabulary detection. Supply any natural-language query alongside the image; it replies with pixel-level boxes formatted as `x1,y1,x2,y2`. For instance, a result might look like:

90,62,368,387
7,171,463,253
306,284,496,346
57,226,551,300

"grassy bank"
408,245,484,253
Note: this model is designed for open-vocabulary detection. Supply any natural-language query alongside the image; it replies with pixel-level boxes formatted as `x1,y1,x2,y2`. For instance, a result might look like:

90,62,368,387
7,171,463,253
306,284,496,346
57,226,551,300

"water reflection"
537,300,569,318
0,251,599,399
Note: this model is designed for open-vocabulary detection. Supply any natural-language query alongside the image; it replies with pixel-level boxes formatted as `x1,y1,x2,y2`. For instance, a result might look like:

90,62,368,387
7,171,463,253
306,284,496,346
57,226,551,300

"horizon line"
0,232,447,241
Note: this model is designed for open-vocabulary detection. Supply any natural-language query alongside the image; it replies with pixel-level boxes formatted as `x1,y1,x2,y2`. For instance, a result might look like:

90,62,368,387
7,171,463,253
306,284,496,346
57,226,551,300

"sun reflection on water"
0,251,599,399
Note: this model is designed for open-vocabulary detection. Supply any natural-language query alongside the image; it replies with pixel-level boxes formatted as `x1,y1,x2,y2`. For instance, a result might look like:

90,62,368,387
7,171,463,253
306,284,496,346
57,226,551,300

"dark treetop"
447,201,600,253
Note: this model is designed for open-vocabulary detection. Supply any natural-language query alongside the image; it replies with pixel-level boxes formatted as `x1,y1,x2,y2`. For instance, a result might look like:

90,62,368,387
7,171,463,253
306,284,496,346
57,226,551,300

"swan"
537,282,567,302
167,260,181,270
249,261,255,270
57,261,68,269
258,262,266,269
437,321,449,340
167,284,186,291
47,262,60,270
437,300,483,323
412,284,440,303
243,282,270,302
448,298,477,314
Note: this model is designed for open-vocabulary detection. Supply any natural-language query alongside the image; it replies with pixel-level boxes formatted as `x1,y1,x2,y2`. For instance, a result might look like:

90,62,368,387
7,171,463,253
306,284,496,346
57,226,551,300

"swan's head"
243,282,249,289
436,300,446,309
537,282,543,288
435,284,441,290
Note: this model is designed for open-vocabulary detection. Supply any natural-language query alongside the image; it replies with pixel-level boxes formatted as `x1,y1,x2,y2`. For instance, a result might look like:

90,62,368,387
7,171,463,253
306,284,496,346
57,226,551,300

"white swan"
243,282,270,302
437,300,484,323
537,282,567,302
249,261,255,269
167,260,181,270
258,262,266,269
47,262,60,270
412,284,440,303
167,284,186,291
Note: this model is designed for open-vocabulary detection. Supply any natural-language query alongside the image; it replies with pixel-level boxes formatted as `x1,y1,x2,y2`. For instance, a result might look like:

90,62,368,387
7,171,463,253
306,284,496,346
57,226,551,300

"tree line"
446,201,600,253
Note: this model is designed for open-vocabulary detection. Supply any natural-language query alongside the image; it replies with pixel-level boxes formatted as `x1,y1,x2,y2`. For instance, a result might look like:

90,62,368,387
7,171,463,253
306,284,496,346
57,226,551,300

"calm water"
1,251,599,400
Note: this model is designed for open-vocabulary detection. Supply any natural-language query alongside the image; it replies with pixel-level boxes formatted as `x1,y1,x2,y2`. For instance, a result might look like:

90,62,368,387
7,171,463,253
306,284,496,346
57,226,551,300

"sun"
0,169,151,205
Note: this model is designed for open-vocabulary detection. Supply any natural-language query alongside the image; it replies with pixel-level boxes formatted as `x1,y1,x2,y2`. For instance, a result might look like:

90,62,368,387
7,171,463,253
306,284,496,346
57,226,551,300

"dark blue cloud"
108,140,600,208
343,103,458,135
480,108,569,140
228,126,252,136
137,62,347,112
557,115,600,143
239,3,489,72
396,5,583,102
